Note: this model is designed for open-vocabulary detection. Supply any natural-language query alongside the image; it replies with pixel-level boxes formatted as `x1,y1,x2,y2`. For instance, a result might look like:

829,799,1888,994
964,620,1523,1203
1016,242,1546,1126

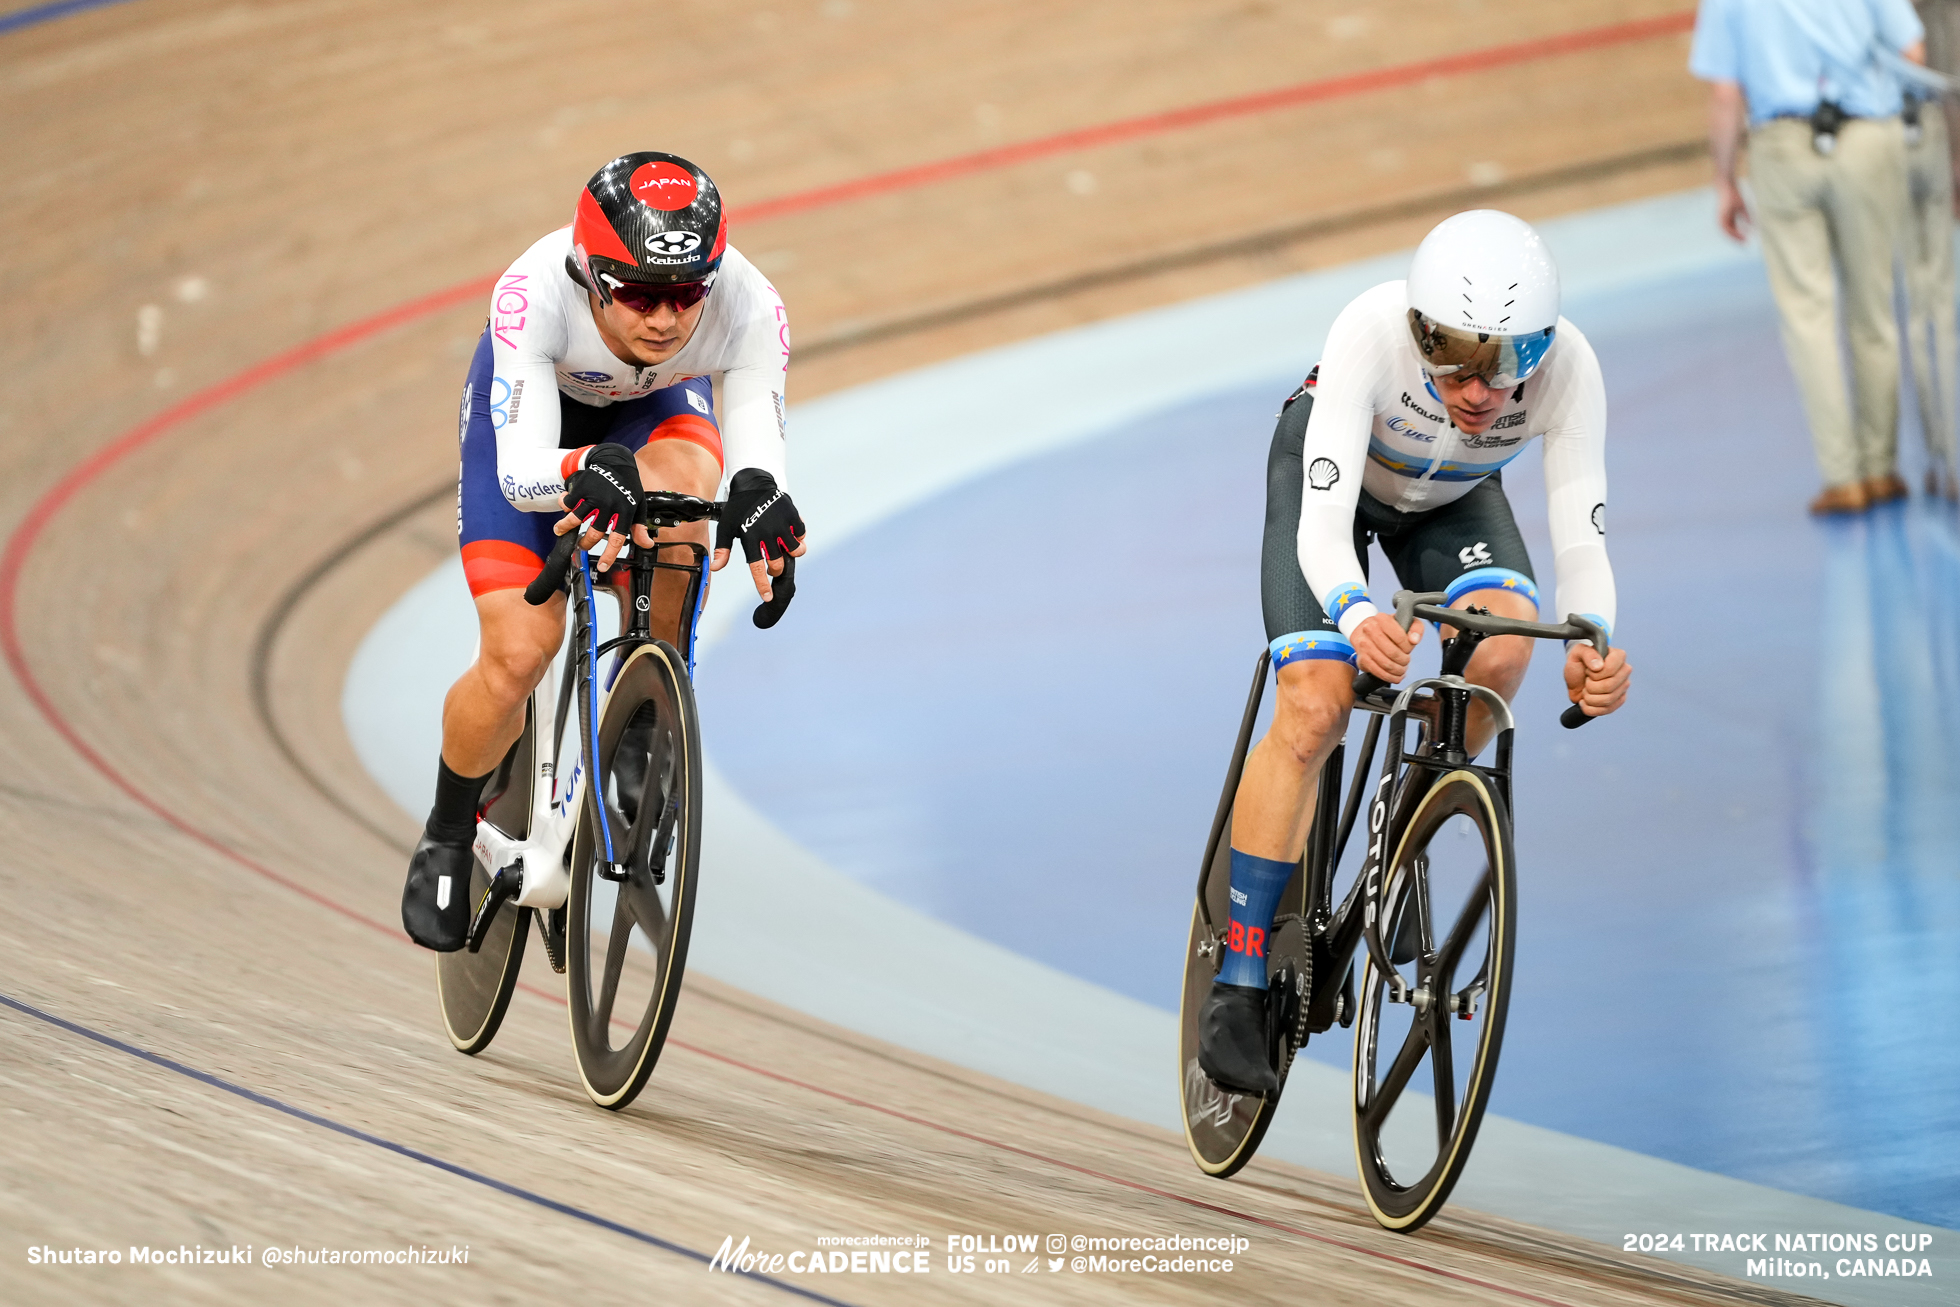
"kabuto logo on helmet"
631,160,699,211
647,231,702,256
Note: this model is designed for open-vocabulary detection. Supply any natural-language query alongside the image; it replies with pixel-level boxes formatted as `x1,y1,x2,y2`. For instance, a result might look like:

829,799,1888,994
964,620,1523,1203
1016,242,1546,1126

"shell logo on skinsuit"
631,161,698,211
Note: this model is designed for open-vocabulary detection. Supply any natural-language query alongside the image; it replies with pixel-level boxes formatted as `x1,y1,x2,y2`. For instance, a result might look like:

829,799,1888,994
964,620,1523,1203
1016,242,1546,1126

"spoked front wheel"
1353,769,1515,1231
567,640,701,1110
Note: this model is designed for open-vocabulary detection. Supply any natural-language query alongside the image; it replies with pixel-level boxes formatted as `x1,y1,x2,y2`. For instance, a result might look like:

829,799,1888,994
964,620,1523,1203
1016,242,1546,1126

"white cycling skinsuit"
1289,280,1616,645
485,226,790,511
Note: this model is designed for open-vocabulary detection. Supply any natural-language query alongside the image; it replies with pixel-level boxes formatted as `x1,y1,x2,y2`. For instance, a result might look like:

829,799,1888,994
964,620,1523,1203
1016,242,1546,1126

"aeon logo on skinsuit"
631,161,698,211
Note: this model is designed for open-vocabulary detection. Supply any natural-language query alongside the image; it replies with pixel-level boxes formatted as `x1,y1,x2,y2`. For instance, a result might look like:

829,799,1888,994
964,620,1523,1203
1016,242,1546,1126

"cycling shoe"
402,835,473,952
1197,982,1279,1096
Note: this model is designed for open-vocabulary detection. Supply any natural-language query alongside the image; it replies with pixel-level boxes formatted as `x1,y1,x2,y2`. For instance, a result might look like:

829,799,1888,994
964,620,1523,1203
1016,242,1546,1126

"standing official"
1907,0,1958,498
1692,0,1927,514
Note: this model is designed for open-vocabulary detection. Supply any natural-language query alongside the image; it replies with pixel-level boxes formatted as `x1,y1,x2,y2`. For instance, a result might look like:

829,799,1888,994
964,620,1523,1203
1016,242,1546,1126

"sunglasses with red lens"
608,277,713,314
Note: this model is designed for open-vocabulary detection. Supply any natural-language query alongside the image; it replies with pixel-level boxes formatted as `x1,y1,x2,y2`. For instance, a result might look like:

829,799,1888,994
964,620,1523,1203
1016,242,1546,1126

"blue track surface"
701,254,1960,1227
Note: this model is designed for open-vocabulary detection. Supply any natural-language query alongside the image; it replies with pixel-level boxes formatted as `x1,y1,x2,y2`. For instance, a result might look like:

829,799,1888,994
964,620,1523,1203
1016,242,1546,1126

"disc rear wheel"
1179,808,1305,1176
437,713,534,1054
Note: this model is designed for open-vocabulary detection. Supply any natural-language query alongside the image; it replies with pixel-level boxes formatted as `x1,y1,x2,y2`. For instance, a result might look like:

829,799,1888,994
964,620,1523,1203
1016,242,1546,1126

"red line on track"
730,11,1695,225
0,16,1688,1302
0,278,491,941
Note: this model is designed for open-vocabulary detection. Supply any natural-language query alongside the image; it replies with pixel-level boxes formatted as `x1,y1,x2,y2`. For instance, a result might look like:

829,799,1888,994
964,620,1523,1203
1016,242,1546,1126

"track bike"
433,491,792,1110
1178,590,1607,1231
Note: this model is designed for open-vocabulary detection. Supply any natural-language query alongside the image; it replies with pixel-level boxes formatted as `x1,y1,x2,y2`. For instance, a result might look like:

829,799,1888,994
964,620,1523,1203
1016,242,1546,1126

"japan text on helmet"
1405,210,1559,389
567,152,727,305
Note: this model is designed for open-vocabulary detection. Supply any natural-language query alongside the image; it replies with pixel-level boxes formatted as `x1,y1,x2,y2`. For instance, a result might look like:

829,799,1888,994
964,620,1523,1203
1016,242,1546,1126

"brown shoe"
1809,481,1871,515
1863,473,1909,503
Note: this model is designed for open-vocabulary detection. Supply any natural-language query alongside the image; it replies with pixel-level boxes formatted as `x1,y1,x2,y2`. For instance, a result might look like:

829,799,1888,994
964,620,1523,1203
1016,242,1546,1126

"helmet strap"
571,244,611,306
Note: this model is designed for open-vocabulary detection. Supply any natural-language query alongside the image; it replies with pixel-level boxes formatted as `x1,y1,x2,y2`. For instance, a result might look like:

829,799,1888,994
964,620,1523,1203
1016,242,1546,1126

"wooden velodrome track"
0,3,1824,1304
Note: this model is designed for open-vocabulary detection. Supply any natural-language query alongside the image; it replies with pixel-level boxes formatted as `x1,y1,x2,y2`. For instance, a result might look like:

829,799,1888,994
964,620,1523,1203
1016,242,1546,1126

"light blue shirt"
1690,0,1924,124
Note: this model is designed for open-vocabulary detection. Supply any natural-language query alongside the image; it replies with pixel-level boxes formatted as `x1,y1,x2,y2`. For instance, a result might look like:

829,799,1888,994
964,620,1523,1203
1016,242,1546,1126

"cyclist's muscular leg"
440,590,568,777
406,589,565,951
1231,659,1356,861
1445,586,1537,757
1199,657,1352,1095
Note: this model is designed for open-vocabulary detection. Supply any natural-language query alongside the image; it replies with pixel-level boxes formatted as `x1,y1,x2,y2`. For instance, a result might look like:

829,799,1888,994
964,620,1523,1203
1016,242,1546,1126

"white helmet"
1405,210,1560,388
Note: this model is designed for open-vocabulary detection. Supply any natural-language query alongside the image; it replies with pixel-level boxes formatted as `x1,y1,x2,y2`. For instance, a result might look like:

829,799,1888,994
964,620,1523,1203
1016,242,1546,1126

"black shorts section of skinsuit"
1260,386,1536,644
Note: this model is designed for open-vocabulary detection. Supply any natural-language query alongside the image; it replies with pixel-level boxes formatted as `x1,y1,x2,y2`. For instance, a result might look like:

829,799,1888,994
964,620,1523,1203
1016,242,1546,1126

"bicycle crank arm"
466,865,522,954
472,819,571,910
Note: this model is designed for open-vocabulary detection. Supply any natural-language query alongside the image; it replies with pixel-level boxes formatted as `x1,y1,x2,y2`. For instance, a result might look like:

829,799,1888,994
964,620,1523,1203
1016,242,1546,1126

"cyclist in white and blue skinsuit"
1197,211,1634,1096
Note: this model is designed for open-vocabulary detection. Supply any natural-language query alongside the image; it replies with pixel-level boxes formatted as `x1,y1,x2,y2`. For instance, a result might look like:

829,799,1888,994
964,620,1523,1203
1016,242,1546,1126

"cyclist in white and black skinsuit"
400,151,807,952
1198,211,1634,1095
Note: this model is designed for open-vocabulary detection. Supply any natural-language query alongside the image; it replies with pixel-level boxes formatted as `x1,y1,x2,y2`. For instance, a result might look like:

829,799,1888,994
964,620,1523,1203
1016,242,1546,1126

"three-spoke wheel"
567,640,702,1110
1353,769,1515,1231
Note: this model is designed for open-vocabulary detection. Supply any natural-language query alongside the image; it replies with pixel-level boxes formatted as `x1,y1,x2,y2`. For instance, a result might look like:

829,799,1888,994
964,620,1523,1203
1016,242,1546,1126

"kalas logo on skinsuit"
631,161,698,211
1400,391,1446,424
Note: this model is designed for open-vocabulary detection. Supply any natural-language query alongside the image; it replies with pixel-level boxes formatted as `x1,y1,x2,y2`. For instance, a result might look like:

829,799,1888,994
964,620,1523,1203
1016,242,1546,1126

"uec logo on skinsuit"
646,231,702,256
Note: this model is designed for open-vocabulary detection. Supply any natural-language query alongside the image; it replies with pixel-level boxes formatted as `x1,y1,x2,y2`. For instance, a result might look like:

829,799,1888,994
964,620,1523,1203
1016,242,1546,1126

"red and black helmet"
567,152,727,304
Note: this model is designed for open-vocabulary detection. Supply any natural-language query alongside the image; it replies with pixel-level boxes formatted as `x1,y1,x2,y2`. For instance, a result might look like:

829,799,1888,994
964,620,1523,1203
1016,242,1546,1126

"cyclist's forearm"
719,369,789,487
1538,339,1615,632
490,353,574,511
1293,386,1377,631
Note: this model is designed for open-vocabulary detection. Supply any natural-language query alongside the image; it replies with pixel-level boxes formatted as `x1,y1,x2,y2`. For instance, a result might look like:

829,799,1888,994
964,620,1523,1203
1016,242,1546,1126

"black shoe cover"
1197,982,1279,1096
402,835,474,952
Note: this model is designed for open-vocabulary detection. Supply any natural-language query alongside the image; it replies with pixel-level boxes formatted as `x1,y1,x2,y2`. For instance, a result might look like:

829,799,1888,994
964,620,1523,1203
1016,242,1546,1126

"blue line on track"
0,0,138,37
0,989,866,1306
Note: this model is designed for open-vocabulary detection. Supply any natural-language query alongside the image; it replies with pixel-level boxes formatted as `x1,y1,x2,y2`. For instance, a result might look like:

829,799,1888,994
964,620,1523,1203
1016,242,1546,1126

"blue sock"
1217,849,1293,988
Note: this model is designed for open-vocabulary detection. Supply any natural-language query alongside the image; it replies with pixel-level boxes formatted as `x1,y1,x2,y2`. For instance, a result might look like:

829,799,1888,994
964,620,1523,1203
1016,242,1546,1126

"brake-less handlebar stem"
1349,590,1610,729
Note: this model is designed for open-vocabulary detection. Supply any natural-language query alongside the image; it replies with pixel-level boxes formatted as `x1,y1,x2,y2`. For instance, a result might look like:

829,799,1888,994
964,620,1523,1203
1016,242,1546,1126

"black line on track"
794,138,1707,359
250,137,1709,853
248,482,452,855
0,988,866,1307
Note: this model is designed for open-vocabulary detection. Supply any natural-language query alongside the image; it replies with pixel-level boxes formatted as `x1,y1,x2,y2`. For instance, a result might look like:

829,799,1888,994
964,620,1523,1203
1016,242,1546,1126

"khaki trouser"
1902,105,1958,477
1749,116,1908,488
